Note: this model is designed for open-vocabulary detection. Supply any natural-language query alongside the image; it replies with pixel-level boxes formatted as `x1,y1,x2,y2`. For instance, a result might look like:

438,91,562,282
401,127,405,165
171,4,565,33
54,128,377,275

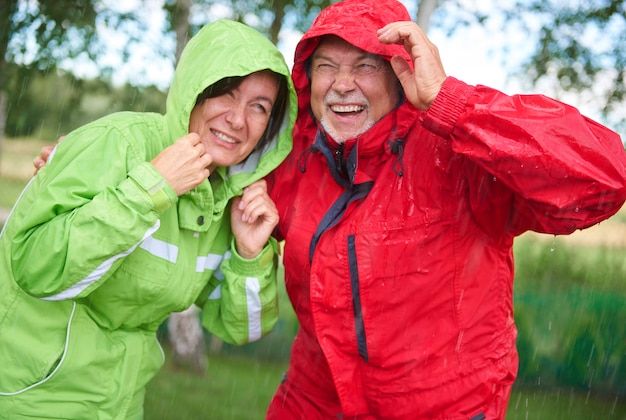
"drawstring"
298,145,318,173
389,139,405,177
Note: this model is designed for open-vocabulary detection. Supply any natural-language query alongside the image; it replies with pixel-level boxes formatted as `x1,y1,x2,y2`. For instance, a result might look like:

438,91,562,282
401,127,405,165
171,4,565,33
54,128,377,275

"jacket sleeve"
422,76,626,236
9,125,177,299
198,237,279,345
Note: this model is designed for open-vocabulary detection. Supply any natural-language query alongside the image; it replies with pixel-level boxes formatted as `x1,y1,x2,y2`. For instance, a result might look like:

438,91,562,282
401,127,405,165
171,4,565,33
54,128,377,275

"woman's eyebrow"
255,95,275,107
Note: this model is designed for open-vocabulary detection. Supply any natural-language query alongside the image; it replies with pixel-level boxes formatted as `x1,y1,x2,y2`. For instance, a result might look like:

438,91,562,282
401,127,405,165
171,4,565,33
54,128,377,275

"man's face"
309,36,401,143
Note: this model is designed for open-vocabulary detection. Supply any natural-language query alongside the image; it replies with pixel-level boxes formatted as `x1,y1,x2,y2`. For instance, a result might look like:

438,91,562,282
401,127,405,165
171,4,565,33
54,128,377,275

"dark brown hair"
194,70,289,152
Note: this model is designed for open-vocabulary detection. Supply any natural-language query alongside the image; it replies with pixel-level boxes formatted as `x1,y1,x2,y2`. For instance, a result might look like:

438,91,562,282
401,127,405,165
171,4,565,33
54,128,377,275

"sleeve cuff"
229,237,278,275
421,76,476,139
128,162,178,213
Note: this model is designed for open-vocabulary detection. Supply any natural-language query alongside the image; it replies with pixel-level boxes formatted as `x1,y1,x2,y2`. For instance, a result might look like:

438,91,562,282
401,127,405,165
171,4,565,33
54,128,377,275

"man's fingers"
389,55,413,85
377,21,425,47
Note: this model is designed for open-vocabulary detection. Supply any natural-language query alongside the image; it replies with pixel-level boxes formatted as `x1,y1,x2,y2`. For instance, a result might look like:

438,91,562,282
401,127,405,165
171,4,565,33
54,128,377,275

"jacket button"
197,216,205,225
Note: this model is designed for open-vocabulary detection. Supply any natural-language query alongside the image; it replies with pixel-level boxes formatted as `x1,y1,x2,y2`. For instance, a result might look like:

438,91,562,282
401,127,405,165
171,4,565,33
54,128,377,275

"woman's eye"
253,103,268,113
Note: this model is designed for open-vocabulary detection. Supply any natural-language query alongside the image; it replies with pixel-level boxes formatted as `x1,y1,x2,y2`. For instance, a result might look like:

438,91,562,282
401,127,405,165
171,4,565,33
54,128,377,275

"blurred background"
1,1,625,419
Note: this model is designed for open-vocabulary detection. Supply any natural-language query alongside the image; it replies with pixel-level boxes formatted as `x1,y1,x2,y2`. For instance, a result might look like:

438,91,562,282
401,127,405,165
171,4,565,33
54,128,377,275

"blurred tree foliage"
4,0,624,143
5,69,165,140
435,0,626,133
0,0,146,165
519,0,624,118
163,0,335,45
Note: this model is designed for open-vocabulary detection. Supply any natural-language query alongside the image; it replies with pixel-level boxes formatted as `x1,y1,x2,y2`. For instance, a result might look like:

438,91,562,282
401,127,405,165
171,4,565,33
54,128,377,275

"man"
265,0,626,418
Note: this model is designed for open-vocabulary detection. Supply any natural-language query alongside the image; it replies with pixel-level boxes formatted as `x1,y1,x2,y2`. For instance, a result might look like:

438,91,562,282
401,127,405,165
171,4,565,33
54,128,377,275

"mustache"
324,91,369,106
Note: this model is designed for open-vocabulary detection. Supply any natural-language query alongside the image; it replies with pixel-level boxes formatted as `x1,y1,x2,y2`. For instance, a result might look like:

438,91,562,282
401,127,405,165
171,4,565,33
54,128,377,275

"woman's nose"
225,103,245,129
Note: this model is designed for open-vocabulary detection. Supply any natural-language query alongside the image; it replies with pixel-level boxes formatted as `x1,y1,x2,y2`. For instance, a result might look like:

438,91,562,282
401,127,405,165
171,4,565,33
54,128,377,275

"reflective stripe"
207,286,221,300
42,221,161,301
246,276,262,341
201,251,229,300
196,251,228,273
140,235,178,263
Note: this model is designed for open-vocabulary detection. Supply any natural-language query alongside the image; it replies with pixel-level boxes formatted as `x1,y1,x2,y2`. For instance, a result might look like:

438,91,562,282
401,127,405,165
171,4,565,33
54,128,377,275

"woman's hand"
151,133,213,196
230,180,278,259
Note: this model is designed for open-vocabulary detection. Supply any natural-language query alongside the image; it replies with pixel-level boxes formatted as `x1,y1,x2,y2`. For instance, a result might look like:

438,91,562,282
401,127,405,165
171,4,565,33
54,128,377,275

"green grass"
0,176,28,209
0,137,44,208
144,351,287,420
515,233,626,292
507,387,626,419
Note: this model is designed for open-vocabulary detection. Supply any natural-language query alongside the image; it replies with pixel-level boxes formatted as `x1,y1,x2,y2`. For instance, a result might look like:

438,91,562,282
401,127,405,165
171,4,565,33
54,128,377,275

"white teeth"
330,104,364,113
213,130,237,144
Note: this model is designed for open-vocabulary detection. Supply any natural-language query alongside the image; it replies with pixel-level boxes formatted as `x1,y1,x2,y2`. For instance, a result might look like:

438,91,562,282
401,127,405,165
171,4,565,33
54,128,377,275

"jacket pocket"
347,220,459,371
347,234,368,362
0,299,75,395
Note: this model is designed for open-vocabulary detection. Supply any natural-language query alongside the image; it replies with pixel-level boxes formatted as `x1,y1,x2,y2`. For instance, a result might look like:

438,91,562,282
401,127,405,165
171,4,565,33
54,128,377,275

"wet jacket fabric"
0,20,296,419
266,1,626,419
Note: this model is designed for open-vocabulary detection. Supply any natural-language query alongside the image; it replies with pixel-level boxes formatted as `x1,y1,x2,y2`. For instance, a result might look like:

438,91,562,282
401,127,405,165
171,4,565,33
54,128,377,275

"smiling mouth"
212,129,238,144
330,104,365,115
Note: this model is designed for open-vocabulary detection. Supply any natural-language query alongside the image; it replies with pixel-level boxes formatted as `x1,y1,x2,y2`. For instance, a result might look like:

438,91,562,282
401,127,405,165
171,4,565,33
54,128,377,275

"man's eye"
355,63,377,75
315,63,337,74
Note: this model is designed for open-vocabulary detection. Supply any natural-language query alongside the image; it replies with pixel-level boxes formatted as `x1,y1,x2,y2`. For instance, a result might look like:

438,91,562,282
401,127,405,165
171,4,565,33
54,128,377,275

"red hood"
291,0,414,142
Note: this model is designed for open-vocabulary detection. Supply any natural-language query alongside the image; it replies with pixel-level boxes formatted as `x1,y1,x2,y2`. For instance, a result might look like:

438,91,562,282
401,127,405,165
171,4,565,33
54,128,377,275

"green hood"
165,19,296,189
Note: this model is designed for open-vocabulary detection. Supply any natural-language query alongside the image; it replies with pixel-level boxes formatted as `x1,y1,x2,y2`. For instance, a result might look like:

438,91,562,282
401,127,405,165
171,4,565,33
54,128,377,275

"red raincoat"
267,1,626,418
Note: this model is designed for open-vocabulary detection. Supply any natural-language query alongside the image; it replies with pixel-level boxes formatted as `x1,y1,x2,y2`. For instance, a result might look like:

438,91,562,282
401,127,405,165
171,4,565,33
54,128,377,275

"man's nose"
332,67,357,92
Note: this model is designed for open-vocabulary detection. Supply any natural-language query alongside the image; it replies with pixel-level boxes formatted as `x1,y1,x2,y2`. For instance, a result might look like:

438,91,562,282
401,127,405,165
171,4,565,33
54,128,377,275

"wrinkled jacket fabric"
0,20,296,419
266,1,626,419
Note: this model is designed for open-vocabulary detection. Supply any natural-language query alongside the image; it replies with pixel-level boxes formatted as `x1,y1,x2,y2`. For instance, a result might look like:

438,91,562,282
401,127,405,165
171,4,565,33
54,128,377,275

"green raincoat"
0,19,296,419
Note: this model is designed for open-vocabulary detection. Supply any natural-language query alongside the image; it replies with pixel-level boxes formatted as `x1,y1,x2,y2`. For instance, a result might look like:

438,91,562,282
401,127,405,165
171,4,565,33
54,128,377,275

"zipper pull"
334,143,345,175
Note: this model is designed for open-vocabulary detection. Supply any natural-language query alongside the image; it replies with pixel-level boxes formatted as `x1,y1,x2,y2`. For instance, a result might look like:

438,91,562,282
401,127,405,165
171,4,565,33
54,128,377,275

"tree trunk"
416,0,438,33
168,305,208,374
173,0,191,63
268,0,286,45
0,1,12,174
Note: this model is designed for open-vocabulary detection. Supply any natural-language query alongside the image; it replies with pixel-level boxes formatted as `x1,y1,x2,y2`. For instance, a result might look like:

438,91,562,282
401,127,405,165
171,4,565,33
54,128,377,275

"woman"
0,19,296,419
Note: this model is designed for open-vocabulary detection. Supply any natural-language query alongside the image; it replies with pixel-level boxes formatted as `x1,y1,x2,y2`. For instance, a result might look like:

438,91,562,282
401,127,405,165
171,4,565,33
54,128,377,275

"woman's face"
189,71,279,171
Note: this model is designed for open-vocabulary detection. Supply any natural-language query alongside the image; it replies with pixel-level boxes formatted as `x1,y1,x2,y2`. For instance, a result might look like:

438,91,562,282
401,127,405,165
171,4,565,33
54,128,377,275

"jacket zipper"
334,143,345,177
347,234,368,362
